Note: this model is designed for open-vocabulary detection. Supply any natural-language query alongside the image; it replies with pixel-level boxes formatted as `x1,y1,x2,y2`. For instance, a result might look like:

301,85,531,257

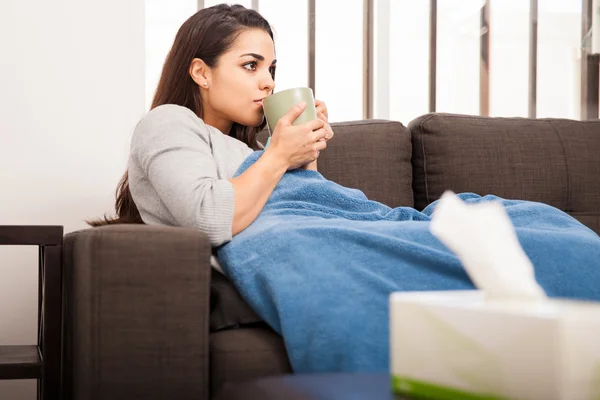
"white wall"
0,0,145,398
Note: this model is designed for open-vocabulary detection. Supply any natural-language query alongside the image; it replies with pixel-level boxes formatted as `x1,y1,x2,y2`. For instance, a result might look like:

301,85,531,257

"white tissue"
430,191,547,300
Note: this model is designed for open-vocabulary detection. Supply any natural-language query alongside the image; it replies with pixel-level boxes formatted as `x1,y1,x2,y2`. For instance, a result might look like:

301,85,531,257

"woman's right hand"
265,102,328,170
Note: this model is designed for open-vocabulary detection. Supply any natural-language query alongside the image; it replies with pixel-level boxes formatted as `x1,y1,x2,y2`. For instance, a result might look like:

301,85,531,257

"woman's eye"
243,61,257,71
269,66,276,78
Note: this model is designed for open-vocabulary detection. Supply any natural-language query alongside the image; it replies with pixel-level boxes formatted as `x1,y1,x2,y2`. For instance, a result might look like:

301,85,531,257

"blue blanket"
217,151,600,373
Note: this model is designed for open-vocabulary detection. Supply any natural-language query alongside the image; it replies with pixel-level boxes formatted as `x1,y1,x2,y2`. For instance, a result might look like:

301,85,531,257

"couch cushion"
319,120,414,208
409,113,600,235
210,325,292,398
210,269,262,331
550,120,600,214
260,120,414,208
260,120,413,207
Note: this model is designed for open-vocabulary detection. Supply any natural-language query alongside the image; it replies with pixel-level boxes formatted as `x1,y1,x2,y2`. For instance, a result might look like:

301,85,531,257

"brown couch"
62,113,600,400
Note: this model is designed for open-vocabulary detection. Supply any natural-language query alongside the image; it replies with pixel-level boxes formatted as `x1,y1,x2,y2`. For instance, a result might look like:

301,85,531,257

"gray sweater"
128,104,254,247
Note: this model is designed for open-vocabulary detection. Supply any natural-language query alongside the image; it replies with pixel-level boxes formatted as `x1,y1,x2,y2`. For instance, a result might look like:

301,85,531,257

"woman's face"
199,28,276,134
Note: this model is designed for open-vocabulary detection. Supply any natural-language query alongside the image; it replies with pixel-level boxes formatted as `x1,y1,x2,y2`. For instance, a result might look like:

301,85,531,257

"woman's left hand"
315,100,334,141
303,99,334,171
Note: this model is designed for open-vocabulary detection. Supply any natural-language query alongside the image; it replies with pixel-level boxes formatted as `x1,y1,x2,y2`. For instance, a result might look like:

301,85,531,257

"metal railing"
582,0,599,119
529,0,538,118
429,0,437,114
480,1,491,117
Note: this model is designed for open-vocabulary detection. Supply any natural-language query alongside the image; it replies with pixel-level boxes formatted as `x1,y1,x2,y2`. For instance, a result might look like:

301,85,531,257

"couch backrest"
409,113,600,234
318,119,414,208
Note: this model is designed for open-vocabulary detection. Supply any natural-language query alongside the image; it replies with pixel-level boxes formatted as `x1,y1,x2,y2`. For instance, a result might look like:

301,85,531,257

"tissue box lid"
390,290,600,319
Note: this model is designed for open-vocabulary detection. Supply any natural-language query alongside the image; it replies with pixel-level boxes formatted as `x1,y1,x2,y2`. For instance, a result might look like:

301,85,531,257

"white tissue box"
390,290,600,400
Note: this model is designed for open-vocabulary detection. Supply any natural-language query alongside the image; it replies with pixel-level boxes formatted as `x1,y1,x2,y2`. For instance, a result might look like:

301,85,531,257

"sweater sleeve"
130,104,235,247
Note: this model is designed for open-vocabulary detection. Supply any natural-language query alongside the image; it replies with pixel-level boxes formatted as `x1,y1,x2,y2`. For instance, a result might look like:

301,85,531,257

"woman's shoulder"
145,103,199,119
130,104,252,156
136,104,208,133
131,104,211,149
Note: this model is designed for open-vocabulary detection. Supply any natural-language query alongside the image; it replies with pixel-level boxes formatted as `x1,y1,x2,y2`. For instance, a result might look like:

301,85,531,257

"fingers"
315,139,327,151
316,111,334,140
278,101,307,126
325,126,334,140
305,127,327,161
310,127,328,142
311,122,334,141
321,120,334,140
315,100,328,119
309,139,327,160
311,128,328,142
304,118,325,132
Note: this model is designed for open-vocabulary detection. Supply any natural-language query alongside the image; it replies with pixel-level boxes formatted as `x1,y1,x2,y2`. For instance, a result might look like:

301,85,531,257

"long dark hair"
89,4,274,227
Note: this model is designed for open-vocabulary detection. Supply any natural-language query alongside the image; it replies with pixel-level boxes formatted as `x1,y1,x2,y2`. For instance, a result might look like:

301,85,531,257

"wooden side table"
0,226,63,400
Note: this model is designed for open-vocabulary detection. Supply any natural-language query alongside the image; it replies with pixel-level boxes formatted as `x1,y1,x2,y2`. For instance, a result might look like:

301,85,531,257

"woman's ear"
189,58,211,88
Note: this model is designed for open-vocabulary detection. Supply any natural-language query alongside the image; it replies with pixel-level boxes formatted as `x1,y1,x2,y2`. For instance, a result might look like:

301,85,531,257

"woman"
91,3,333,247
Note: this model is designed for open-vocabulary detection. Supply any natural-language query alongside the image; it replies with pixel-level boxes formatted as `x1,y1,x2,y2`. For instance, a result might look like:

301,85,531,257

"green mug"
262,87,317,150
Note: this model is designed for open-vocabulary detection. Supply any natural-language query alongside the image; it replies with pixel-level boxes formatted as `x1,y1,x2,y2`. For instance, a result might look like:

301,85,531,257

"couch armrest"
63,224,212,400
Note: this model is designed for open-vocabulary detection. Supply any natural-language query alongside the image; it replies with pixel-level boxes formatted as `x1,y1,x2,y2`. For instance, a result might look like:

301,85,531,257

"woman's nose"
260,71,274,91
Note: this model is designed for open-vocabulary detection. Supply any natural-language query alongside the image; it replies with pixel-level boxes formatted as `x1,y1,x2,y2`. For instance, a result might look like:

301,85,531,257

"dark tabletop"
215,373,408,400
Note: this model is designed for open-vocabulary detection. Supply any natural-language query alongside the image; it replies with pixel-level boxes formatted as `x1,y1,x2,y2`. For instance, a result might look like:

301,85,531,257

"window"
436,0,482,116
537,0,582,119
386,1,430,125
315,0,364,122
145,1,588,121
258,0,309,92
